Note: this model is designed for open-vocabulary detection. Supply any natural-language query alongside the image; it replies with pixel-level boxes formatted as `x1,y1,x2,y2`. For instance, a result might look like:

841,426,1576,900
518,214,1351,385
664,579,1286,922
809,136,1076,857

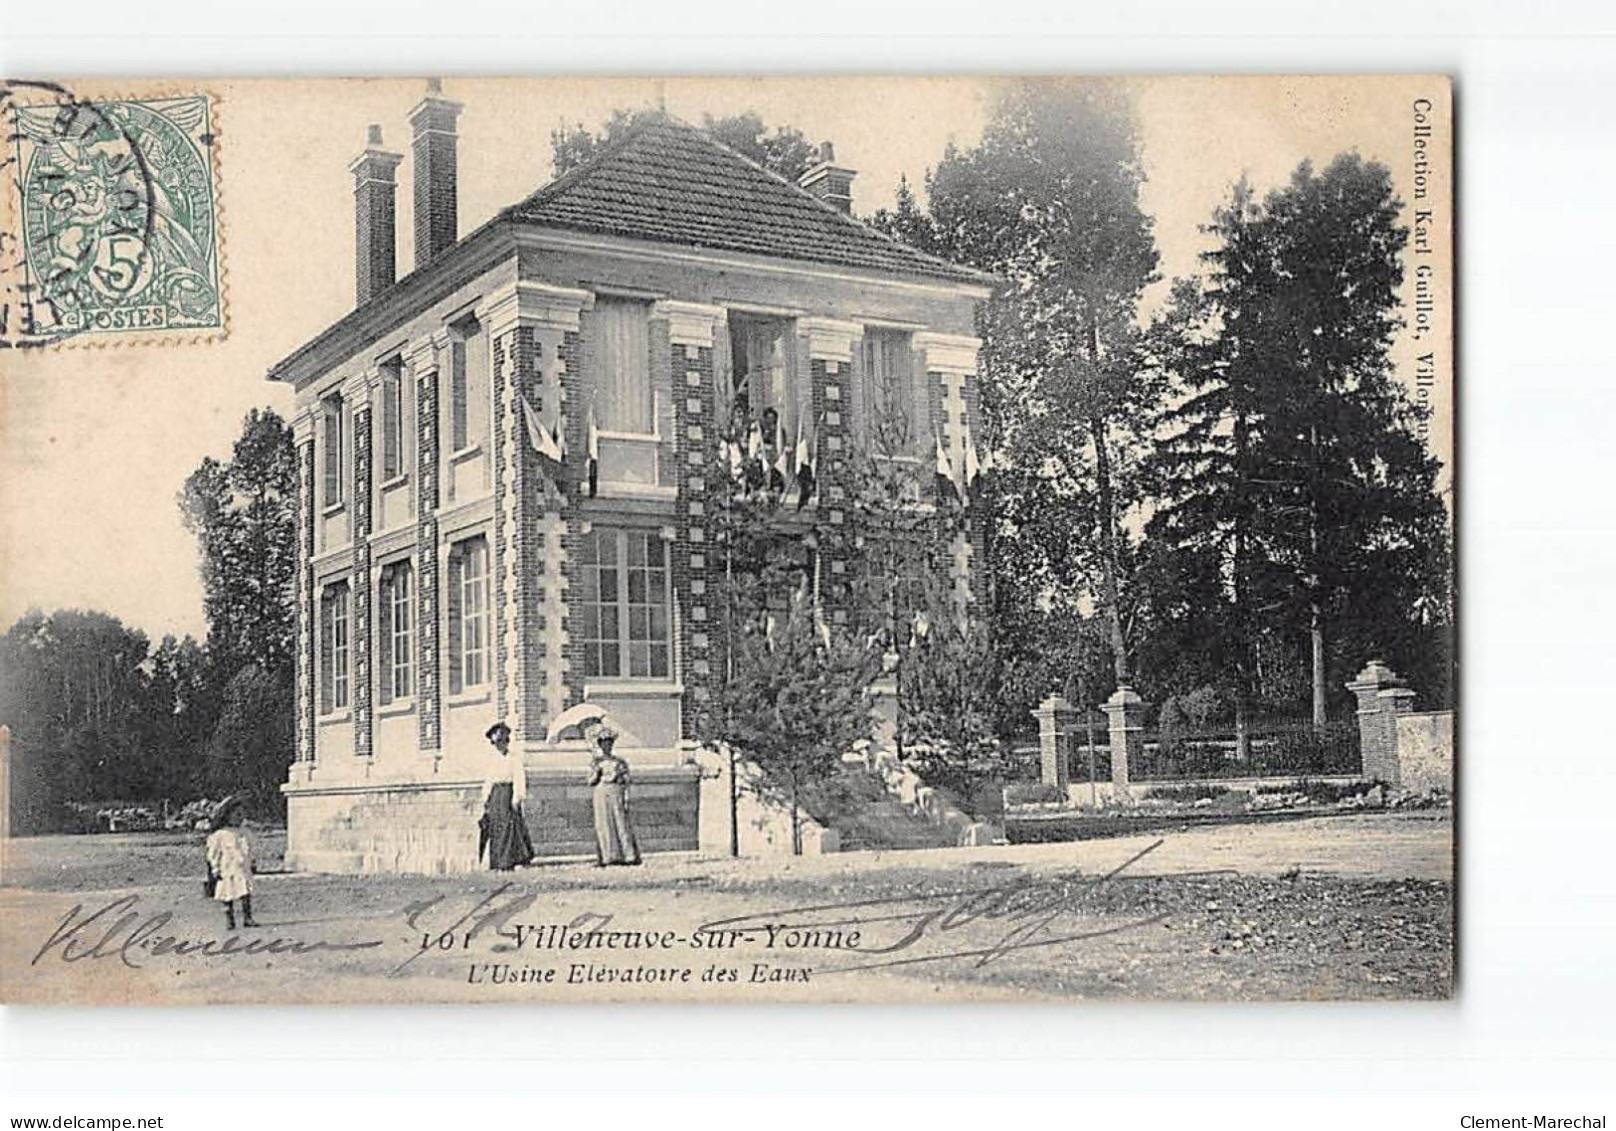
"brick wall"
352,149,400,305
410,96,460,268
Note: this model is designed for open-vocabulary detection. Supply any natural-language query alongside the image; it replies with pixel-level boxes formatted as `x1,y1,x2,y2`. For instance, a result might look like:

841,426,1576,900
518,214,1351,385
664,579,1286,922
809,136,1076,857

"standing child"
205,796,257,930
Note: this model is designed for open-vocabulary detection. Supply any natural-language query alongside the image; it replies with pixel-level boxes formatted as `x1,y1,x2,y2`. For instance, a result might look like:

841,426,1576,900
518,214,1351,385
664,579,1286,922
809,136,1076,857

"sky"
0,75,1451,643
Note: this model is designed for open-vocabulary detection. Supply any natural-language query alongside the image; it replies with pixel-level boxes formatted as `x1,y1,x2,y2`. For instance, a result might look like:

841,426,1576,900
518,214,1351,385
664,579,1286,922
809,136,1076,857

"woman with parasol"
587,725,641,866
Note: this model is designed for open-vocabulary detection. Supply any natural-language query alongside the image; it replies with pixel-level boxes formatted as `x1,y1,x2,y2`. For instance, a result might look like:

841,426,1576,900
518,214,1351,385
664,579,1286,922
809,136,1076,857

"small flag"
771,421,791,497
725,437,744,481
521,395,563,464
794,415,816,510
909,609,933,648
963,432,981,494
586,407,600,498
934,431,959,504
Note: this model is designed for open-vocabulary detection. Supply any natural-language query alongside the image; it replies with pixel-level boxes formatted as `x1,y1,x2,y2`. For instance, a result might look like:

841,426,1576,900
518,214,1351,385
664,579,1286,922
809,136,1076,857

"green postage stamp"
5,86,223,345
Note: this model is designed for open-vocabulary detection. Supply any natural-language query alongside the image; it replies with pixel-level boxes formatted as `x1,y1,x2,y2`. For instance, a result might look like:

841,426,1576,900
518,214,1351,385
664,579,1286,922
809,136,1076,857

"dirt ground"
0,811,1453,1004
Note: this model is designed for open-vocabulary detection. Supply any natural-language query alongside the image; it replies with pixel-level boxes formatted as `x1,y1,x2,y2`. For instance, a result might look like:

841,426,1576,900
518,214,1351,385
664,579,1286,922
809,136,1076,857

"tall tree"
551,108,821,182
179,408,297,680
695,456,883,854
1146,156,1450,725
0,609,211,826
884,79,1161,691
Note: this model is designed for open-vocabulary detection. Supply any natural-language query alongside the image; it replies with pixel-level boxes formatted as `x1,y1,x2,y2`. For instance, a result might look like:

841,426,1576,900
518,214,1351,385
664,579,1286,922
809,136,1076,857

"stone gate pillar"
1101,685,1146,792
1347,659,1417,785
1033,695,1077,791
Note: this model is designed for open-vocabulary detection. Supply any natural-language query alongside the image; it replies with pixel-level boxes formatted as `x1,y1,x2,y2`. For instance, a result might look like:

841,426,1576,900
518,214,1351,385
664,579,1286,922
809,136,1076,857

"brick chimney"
351,124,403,306
798,141,856,214
408,78,464,269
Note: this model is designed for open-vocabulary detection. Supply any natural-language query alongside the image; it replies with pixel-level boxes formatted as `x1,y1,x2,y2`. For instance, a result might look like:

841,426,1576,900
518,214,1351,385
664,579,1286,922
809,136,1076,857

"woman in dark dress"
588,727,641,866
479,721,534,871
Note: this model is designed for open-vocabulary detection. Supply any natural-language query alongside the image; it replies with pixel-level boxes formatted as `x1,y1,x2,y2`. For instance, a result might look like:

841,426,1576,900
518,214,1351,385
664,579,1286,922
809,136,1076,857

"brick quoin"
491,330,508,724
557,329,588,714
672,339,716,731
352,405,374,758
810,355,853,618
296,435,317,764
415,356,442,750
959,374,989,609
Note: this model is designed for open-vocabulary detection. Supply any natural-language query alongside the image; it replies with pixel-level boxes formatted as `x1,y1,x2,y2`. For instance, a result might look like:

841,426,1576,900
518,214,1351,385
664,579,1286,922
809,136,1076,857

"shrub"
1145,783,1231,804
1004,781,1066,806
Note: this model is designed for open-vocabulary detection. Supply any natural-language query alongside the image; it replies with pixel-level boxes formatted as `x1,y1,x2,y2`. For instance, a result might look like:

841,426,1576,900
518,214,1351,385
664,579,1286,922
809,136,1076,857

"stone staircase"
810,768,961,853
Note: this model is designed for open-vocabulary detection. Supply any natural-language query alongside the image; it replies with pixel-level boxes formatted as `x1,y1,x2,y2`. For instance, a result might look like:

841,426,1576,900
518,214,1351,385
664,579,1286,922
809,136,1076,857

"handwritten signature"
30,895,384,970
699,840,1233,973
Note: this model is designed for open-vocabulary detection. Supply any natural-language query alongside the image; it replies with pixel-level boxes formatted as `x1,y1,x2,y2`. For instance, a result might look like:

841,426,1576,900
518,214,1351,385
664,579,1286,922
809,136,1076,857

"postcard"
0,75,1453,1003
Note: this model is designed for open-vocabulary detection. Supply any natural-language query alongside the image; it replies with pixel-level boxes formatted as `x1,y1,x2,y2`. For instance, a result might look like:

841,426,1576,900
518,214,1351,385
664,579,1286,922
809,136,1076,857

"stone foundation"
284,778,484,874
528,766,701,857
284,764,702,874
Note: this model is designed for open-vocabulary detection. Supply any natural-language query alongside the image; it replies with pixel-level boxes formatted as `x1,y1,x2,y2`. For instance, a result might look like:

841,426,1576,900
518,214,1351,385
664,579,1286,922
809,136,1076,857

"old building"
271,84,992,872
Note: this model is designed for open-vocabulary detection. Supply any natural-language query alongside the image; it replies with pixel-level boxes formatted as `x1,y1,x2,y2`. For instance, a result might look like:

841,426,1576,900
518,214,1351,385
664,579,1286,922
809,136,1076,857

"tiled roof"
500,116,989,286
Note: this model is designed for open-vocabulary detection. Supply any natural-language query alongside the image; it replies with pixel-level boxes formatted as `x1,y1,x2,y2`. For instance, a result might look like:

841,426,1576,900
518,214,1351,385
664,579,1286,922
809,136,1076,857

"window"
379,561,413,704
379,361,405,481
319,581,350,714
449,537,490,694
862,329,915,454
449,317,488,453
728,314,791,426
580,528,671,680
594,297,652,433
321,393,345,507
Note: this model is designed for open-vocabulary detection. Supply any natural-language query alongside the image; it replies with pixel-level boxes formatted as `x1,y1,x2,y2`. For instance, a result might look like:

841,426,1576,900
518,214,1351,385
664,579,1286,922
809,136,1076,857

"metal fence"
1006,715,1362,784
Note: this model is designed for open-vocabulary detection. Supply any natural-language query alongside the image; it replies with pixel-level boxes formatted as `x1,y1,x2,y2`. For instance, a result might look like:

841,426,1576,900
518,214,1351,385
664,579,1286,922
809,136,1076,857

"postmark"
2,82,223,346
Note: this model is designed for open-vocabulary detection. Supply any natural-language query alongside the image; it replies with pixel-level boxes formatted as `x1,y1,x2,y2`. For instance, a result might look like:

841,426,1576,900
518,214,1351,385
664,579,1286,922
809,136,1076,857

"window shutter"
377,568,393,705
322,399,343,505
447,547,464,696
319,592,334,713
596,298,652,432
381,373,400,480
450,338,469,452
462,320,490,450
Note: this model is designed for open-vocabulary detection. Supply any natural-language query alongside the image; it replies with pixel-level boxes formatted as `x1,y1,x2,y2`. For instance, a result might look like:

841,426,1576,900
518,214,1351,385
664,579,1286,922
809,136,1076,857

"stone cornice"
405,331,448,377
913,331,982,376
348,148,403,179
483,279,595,338
799,317,863,363
341,370,373,406
653,300,726,349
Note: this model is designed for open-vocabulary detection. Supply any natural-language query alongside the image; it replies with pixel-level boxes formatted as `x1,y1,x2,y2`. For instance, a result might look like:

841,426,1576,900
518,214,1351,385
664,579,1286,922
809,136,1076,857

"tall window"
321,392,345,506
319,580,350,713
580,528,671,679
449,316,489,453
379,561,413,704
379,361,405,481
449,537,490,694
594,297,652,433
862,329,914,454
